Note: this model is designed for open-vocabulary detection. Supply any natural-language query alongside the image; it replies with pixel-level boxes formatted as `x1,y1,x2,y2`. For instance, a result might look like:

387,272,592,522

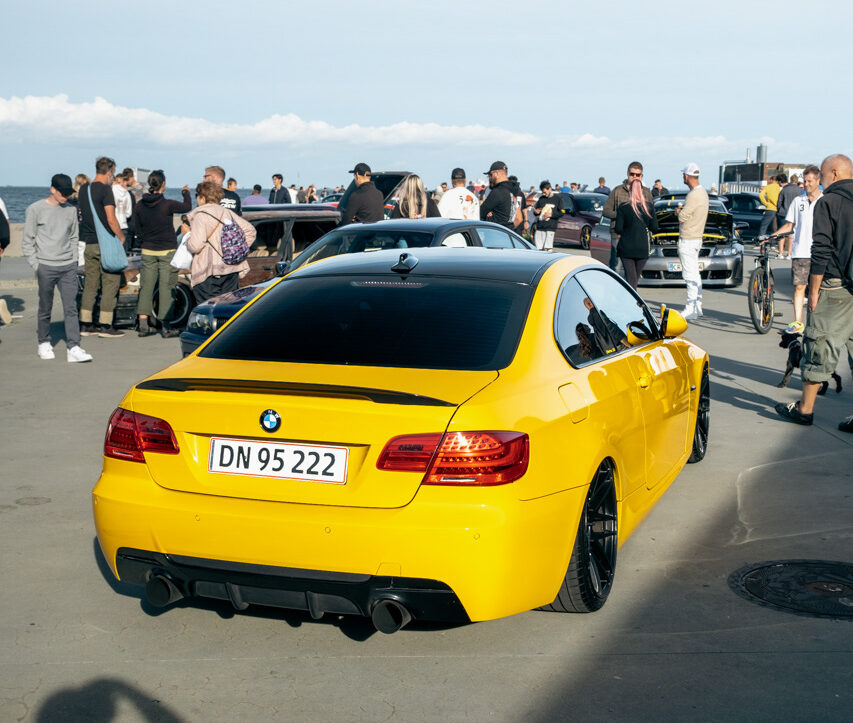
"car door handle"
637,374,652,389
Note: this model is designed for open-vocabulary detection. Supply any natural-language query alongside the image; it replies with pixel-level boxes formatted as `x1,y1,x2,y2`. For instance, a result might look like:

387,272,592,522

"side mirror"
625,320,653,346
734,221,750,230
660,304,689,338
275,260,291,277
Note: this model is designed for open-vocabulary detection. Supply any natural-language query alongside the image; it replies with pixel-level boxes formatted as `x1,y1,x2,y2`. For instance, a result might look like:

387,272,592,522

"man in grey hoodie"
22,174,93,362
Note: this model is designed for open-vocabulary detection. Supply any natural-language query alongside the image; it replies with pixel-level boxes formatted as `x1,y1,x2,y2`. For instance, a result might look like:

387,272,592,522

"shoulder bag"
85,185,128,272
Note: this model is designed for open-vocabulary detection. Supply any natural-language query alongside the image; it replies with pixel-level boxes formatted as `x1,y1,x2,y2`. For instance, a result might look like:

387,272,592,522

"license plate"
668,262,682,272
208,437,348,484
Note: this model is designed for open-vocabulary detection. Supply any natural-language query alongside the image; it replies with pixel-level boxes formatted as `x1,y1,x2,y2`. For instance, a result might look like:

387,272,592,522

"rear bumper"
93,459,586,623
116,548,469,623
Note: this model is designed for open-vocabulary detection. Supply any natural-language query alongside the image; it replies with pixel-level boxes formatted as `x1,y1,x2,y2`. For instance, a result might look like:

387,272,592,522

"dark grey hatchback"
180,219,536,356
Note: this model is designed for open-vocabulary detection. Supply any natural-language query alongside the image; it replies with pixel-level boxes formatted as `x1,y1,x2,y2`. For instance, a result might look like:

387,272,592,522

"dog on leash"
777,330,842,394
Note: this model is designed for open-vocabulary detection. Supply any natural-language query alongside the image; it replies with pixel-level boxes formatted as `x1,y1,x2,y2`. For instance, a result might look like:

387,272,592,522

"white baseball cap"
681,162,700,177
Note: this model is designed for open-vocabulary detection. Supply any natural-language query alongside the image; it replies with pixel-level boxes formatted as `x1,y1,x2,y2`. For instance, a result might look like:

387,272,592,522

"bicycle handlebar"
757,231,794,242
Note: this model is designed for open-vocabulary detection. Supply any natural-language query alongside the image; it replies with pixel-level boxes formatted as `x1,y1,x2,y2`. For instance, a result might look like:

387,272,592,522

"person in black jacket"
614,180,659,289
479,161,515,229
269,174,290,204
775,153,853,430
339,163,384,226
134,170,192,337
532,181,563,250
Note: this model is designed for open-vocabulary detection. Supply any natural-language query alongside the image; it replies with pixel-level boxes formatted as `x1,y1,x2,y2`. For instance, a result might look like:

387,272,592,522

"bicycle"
747,231,792,333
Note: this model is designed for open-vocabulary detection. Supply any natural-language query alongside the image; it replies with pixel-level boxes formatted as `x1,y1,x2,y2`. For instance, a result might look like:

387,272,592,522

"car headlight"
187,310,215,333
712,245,740,256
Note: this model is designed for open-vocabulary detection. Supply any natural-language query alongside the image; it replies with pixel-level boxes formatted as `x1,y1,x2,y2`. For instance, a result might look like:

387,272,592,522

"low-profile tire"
580,225,591,250
688,366,710,463
150,282,195,329
540,460,617,613
732,256,744,287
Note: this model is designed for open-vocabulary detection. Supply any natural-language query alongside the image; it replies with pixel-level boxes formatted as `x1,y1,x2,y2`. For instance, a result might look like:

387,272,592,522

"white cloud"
0,94,539,148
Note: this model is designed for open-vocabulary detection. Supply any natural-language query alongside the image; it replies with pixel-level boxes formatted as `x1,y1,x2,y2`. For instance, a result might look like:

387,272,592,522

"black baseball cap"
484,161,508,174
51,173,75,198
451,167,466,180
348,162,371,175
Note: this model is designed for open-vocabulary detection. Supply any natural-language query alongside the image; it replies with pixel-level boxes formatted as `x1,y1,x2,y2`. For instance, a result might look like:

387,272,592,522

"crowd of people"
5,151,853,435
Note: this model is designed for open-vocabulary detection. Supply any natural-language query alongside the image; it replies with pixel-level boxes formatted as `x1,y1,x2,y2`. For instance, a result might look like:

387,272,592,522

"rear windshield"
200,275,533,370
292,229,434,270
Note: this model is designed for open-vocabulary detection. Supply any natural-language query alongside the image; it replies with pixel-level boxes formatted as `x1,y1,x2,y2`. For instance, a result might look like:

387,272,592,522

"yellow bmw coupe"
93,247,708,633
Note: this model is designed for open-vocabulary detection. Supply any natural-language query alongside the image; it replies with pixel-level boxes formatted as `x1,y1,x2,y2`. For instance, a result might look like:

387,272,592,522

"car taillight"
104,408,180,462
376,433,443,472
376,431,528,486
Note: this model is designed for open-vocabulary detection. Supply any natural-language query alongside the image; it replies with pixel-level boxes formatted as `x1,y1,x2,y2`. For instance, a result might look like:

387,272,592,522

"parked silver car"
588,197,744,287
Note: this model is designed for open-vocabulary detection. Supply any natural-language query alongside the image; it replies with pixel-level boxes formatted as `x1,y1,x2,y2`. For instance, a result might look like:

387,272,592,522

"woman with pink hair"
613,179,659,289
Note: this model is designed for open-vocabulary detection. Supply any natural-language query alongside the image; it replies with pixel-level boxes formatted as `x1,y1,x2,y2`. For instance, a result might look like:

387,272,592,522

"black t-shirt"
221,189,242,216
79,182,117,244
534,193,563,232
479,181,514,229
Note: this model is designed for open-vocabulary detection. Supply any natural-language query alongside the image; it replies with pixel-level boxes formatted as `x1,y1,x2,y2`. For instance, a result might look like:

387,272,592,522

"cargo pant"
678,237,703,312
80,243,122,325
137,251,178,324
802,283,853,384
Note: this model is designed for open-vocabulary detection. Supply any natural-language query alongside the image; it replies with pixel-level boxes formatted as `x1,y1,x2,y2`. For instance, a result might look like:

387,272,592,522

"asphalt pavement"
1,249,851,722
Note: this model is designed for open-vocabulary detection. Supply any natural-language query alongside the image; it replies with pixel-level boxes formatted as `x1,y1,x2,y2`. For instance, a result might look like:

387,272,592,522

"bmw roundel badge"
260,409,281,433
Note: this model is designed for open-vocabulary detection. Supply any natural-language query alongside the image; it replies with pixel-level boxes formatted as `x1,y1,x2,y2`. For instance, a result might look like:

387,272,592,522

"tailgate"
129,360,497,509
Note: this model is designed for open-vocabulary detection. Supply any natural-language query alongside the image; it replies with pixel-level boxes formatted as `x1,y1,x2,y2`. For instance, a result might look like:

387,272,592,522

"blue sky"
2,0,850,191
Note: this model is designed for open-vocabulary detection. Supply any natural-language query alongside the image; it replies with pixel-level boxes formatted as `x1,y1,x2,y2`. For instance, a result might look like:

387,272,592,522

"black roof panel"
289,246,559,285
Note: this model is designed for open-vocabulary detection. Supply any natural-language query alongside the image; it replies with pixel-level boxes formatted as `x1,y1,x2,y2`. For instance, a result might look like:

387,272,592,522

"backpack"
202,210,249,265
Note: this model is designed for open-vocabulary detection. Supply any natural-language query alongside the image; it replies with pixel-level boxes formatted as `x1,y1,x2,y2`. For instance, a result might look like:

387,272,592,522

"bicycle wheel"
747,266,773,333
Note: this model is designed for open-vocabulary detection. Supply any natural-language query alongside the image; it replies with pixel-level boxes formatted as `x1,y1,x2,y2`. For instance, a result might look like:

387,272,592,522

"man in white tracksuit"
676,162,709,320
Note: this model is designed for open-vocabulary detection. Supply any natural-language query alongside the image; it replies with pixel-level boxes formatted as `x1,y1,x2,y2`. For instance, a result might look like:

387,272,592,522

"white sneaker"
67,345,93,363
37,342,55,360
0,299,11,325
682,307,700,321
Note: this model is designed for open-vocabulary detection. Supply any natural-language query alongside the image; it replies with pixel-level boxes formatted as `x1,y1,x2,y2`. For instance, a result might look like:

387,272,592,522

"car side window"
554,276,608,366
575,269,657,352
560,194,576,214
441,232,470,248
476,228,514,248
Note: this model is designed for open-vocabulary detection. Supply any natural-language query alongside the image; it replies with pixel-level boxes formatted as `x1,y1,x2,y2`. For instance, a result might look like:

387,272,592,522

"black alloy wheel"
747,267,774,334
540,460,618,613
688,367,710,463
580,225,591,250
151,282,195,329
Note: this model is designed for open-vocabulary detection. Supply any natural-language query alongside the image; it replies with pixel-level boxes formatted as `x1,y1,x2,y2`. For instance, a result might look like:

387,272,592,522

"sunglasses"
629,171,643,177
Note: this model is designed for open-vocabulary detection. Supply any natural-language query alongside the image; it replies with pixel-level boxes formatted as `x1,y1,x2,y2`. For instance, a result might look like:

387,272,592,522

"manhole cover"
729,560,853,619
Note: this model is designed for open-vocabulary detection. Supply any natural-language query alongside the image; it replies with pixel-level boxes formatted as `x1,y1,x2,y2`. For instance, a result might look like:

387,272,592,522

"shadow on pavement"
35,677,184,722
0,292,26,315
